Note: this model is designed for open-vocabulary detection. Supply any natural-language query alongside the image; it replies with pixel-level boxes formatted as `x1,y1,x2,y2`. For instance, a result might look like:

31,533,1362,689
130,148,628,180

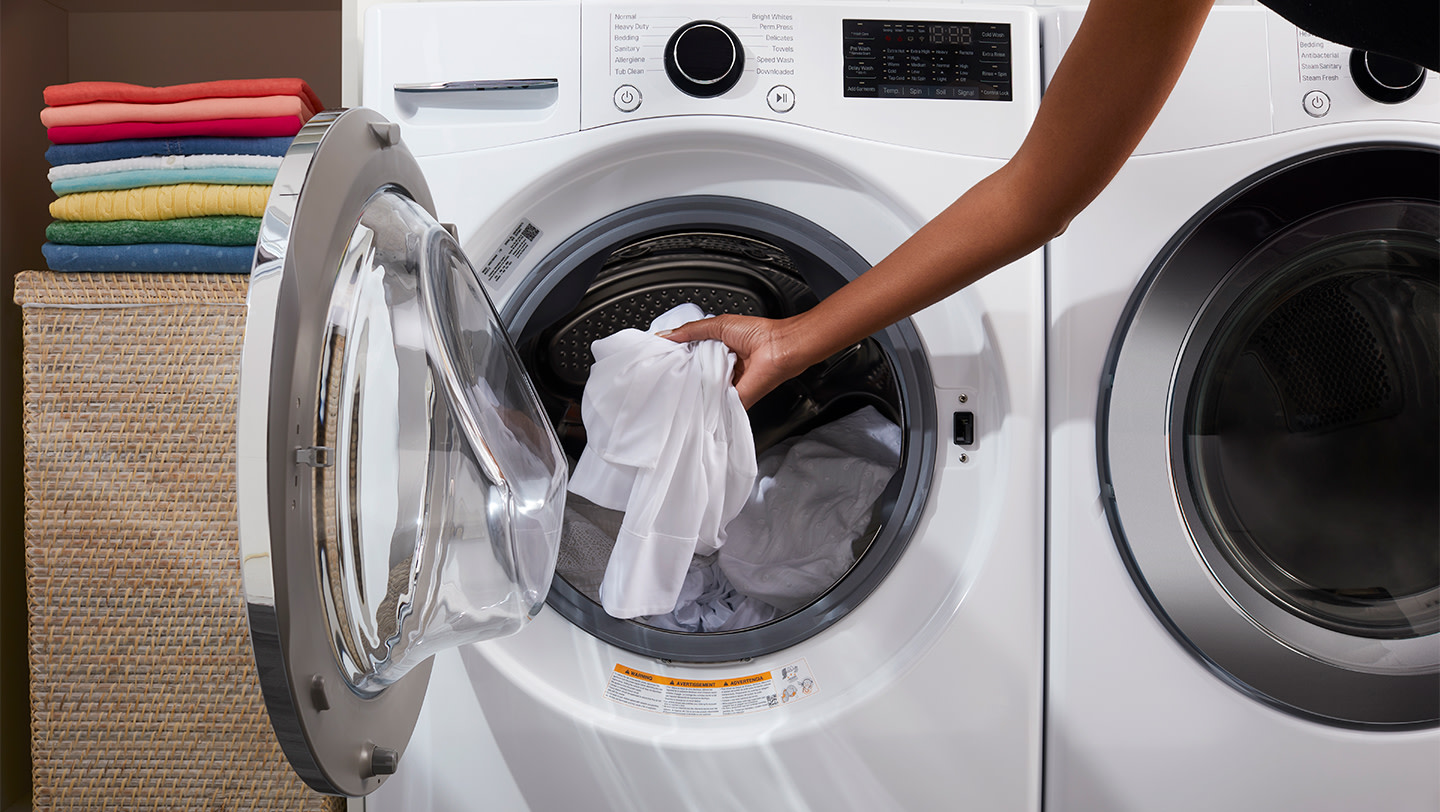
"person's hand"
659,314,805,409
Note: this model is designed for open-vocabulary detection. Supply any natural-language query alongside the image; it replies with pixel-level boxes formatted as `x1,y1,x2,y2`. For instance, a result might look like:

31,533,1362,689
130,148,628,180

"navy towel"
45,136,294,167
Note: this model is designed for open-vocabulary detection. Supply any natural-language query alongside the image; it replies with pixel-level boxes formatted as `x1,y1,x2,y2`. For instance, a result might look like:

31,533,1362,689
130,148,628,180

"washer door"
1101,144,1439,727
236,109,567,795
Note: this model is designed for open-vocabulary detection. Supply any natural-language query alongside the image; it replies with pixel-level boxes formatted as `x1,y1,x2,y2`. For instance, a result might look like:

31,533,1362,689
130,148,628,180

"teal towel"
51,167,277,195
42,242,255,273
46,217,261,247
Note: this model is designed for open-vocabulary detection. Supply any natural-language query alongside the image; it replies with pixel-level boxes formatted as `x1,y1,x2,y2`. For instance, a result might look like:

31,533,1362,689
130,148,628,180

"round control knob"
665,20,745,98
1350,49,1426,104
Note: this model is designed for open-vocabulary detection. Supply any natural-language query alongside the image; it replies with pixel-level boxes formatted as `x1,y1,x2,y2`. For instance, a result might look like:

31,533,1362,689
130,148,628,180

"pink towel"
41,95,317,128
44,79,325,112
48,116,304,145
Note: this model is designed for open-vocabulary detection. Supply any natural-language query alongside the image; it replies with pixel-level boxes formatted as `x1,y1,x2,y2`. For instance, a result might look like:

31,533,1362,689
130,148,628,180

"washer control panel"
603,7,799,102
365,1,1040,157
843,19,1013,101
586,2,1040,158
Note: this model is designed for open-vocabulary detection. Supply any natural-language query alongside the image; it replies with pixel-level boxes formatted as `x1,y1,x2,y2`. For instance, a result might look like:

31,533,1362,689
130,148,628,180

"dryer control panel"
1043,6,1439,156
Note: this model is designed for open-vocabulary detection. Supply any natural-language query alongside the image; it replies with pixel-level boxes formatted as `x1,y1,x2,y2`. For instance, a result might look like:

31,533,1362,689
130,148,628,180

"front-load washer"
1044,5,1439,810
236,1,1048,808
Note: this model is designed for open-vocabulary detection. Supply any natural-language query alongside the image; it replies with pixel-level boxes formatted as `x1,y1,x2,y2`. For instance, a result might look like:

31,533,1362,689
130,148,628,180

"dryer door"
236,108,567,795
1101,144,1439,728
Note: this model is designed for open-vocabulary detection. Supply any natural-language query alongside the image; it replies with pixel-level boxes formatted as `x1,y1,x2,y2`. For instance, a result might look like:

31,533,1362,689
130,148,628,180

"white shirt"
568,304,758,618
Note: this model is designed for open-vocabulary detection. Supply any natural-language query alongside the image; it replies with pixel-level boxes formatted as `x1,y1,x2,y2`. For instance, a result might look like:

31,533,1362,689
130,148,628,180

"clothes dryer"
1044,5,1439,810
236,2,1048,808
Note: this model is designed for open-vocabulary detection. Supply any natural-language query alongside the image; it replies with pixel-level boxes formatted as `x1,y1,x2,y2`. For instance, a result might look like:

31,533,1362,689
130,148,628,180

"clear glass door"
238,109,565,796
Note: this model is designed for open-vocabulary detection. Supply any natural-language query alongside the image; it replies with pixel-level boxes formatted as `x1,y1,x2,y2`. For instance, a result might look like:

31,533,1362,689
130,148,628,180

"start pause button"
768,85,796,113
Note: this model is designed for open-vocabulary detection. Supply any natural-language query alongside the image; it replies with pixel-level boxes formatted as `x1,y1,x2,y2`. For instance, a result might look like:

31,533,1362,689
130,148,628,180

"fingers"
654,314,781,409
657,317,721,344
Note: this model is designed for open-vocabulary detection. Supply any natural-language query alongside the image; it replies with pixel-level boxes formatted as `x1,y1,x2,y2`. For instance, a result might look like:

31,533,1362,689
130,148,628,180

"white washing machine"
1044,5,1439,811
235,2,1048,809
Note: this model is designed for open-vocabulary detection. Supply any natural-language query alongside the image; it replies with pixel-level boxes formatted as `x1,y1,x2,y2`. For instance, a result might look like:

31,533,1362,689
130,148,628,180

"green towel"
45,216,260,246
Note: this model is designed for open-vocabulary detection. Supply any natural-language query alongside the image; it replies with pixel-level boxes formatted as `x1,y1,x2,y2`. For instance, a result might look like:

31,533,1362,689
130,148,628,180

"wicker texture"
17,272,344,811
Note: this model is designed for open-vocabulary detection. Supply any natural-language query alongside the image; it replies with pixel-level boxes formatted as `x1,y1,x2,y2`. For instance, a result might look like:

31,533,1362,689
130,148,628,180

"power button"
1303,90,1331,118
614,84,642,113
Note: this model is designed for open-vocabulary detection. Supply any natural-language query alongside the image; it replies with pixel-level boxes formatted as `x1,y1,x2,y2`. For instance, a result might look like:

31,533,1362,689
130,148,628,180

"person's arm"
662,0,1214,408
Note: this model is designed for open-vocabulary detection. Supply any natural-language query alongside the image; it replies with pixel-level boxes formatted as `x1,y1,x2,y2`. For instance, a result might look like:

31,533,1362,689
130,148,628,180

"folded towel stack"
41,79,323,273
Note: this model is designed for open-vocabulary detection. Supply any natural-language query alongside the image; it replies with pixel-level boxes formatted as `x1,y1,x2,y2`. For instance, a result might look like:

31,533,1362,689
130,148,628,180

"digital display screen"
843,19,1013,101
926,24,974,46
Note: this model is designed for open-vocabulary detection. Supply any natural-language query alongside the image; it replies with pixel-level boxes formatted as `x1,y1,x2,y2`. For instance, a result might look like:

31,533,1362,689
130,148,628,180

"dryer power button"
1302,90,1331,118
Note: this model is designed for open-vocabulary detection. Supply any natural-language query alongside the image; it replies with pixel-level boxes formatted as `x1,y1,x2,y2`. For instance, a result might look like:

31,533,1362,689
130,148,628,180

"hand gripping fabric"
568,304,758,618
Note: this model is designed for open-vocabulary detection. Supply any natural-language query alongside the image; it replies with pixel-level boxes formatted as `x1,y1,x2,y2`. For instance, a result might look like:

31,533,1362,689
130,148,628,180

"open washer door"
236,109,567,795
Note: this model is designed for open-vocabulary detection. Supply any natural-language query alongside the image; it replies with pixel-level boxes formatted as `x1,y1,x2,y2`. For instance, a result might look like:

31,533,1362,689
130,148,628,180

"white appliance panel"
340,0,1049,806
1045,4,1439,810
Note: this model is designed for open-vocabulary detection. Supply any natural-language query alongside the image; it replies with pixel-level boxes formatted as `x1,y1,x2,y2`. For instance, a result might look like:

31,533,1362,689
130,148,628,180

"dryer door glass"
1184,235,1438,639
1101,145,1439,728
237,109,565,796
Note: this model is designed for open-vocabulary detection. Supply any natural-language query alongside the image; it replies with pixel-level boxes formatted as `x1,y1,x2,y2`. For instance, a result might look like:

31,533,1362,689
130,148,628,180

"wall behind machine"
0,2,340,807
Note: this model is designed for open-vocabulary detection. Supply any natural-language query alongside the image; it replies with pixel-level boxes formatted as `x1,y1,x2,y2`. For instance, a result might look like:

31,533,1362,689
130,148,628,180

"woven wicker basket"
17,272,344,812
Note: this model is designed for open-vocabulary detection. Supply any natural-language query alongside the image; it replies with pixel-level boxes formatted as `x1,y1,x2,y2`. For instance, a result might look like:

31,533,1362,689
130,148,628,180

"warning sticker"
479,219,541,282
604,659,819,716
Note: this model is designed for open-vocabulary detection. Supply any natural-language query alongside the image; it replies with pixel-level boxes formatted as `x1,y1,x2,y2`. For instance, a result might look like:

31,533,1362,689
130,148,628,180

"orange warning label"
605,660,818,716
613,665,771,688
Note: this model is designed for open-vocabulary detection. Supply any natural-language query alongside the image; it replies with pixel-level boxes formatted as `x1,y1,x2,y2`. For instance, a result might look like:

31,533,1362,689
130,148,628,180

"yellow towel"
50,184,271,222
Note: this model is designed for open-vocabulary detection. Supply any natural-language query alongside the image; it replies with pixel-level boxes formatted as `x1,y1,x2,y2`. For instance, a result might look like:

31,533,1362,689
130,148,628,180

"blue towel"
42,242,256,274
45,136,293,167
52,167,279,195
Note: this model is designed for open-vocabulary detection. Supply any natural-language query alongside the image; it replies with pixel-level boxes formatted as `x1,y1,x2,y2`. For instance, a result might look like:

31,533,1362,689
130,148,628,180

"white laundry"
640,556,779,633
568,303,758,618
720,405,902,613
557,495,778,631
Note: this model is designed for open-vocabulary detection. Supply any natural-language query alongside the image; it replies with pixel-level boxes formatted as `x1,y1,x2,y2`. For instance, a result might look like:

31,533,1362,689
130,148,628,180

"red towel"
48,116,305,145
41,95,317,128
44,79,325,113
